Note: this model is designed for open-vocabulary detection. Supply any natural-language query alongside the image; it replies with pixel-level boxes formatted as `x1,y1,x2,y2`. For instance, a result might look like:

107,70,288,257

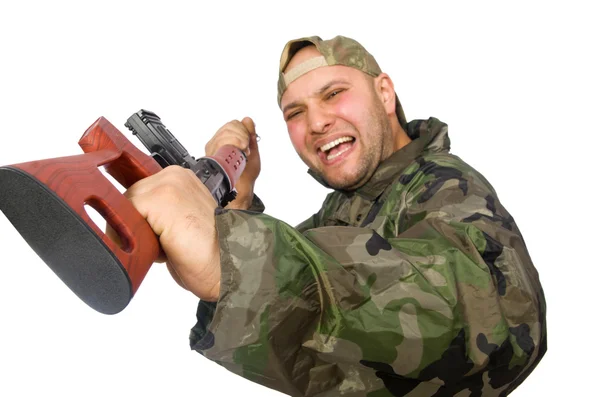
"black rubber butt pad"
0,166,132,314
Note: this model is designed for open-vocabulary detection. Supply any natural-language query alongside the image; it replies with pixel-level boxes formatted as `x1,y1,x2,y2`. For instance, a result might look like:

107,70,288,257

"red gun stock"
0,115,245,314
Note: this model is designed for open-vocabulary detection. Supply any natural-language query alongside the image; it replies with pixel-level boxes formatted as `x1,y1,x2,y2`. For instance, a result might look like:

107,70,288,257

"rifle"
0,110,246,315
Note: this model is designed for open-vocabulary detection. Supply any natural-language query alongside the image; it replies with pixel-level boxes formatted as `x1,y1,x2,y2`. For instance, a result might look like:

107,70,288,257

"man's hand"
123,165,221,301
205,117,261,210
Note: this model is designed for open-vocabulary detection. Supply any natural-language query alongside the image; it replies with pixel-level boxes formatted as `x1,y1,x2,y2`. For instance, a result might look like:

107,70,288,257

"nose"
307,104,334,135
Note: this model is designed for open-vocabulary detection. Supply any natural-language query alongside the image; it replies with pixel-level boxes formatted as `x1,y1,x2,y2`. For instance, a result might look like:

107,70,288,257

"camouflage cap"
277,35,407,129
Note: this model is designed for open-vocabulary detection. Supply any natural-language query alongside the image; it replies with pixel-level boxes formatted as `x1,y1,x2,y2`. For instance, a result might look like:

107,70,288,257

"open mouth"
318,137,356,162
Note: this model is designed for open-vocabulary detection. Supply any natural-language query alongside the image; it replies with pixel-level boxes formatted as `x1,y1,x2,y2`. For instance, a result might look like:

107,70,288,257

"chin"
323,173,365,191
327,160,380,190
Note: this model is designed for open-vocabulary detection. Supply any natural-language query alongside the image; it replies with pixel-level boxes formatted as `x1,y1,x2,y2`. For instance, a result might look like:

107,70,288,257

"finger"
126,189,165,236
248,128,259,155
206,122,251,155
207,134,251,158
212,120,248,142
241,117,255,136
209,133,250,153
241,117,260,156
126,178,194,237
124,165,191,200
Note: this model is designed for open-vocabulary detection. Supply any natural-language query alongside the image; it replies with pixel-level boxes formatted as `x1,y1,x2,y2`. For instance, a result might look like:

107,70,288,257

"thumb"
241,117,255,137
241,117,259,156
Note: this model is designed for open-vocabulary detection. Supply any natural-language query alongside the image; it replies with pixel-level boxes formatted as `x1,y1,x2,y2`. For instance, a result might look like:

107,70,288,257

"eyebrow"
282,79,350,114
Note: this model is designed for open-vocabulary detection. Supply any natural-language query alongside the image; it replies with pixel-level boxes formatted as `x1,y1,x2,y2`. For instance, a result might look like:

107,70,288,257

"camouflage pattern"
277,35,408,131
190,117,547,396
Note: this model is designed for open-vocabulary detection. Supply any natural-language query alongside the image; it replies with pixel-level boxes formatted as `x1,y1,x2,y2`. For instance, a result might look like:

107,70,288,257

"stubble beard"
316,103,393,191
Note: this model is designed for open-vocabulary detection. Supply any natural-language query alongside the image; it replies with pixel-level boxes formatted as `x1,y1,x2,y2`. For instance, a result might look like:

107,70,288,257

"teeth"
320,136,353,152
327,145,352,160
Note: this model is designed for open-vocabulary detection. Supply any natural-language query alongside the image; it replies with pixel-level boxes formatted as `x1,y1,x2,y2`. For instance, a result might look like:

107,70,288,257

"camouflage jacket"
190,117,547,397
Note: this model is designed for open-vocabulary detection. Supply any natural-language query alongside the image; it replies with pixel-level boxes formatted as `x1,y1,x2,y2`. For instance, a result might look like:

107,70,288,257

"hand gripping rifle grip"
0,117,163,314
200,145,247,205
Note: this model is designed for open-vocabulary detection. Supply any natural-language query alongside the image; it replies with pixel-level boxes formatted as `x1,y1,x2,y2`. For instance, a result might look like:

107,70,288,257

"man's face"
280,47,394,190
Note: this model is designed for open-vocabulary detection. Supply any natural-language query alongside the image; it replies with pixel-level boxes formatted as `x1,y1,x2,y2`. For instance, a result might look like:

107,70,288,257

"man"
124,36,547,396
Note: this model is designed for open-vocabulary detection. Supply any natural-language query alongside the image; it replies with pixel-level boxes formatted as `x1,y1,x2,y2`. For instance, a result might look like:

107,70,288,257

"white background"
0,1,597,396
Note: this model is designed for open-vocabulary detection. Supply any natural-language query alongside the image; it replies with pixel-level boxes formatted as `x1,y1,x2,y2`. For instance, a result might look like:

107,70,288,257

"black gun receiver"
125,109,246,207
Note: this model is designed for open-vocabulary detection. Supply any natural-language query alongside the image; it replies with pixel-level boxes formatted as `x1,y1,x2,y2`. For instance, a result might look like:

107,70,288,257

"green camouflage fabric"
190,117,547,396
277,35,408,131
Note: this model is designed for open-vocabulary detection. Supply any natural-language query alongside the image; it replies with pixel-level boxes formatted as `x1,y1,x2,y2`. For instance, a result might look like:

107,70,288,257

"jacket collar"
308,117,450,200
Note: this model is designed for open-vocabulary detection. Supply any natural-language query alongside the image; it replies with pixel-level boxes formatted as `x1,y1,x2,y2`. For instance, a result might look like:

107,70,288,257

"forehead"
280,63,368,107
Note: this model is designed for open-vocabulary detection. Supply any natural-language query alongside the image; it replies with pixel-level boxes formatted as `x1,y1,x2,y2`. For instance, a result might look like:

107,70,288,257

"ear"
374,73,396,116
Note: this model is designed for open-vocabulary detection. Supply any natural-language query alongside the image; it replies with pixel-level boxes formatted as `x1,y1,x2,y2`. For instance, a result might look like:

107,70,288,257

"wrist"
189,238,221,301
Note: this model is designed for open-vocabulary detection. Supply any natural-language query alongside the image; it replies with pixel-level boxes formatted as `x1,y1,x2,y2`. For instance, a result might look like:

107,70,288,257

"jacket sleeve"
190,156,546,397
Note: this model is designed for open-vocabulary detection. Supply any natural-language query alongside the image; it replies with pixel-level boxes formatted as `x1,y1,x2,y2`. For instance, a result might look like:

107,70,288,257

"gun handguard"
0,115,245,314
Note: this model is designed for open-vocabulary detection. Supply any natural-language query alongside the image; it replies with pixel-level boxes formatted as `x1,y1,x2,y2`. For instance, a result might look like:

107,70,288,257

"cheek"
333,96,364,130
286,122,307,152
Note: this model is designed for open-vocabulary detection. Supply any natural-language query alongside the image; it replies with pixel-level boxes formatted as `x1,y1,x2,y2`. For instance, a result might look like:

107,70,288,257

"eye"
326,89,343,100
286,110,302,121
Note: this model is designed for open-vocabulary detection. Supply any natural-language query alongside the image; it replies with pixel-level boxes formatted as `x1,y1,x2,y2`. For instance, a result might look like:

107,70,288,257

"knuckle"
154,184,181,204
235,135,248,147
205,140,216,154
163,165,187,176
218,135,248,150
221,120,239,131
208,120,251,153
